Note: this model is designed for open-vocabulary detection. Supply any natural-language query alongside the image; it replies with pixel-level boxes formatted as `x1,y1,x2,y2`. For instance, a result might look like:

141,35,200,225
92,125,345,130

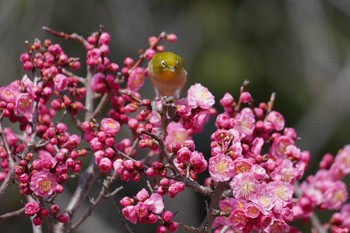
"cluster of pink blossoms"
294,146,350,232
205,90,308,232
0,38,89,225
1,27,350,233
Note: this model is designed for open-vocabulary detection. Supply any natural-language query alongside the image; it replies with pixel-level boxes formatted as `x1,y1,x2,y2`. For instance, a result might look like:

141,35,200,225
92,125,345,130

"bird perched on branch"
147,51,187,100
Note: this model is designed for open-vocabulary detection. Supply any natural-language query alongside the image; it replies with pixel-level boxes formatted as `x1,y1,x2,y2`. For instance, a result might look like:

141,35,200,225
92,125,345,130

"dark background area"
1,0,350,232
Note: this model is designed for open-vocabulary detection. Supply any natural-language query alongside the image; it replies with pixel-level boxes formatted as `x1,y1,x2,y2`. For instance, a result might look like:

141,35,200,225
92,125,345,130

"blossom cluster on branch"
0,27,349,233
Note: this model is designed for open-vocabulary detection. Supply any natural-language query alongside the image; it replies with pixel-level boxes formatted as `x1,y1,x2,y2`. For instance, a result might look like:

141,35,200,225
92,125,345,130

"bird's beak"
167,66,175,73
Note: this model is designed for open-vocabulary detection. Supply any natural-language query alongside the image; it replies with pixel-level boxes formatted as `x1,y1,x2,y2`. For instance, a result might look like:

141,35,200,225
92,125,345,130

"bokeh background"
1,0,350,232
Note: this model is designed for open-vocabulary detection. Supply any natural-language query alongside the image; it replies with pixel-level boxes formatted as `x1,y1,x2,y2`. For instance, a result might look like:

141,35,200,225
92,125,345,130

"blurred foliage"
1,0,350,232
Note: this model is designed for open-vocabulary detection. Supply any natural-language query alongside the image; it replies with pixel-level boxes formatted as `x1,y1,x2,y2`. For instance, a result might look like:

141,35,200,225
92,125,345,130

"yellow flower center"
39,179,52,193
216,161,228,174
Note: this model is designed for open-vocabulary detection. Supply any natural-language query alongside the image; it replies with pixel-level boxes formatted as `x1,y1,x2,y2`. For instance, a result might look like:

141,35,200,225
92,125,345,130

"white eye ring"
161,59,166,68
175,60,179,68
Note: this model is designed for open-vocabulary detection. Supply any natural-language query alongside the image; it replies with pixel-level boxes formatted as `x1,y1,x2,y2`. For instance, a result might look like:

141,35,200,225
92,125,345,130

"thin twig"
42,27,89,47
0,207,24,220
89,91,113,121
0,118,15,200
174,175,213,198
267,92,276,113
62,68,85,84
141,130,172,160
84,69,93,121
119,89,142,104
70,174,122,231
53,162,100,233
199,182,228,232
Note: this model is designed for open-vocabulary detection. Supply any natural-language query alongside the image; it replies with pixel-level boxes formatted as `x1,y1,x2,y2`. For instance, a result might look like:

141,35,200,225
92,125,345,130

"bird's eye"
175,60,179,69
161,59,166,68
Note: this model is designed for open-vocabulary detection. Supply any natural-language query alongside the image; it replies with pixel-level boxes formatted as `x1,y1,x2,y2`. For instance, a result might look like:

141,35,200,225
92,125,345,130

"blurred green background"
1,0,350,232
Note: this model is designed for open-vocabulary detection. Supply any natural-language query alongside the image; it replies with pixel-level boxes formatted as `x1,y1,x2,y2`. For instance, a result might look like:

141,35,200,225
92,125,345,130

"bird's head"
150,52,184,80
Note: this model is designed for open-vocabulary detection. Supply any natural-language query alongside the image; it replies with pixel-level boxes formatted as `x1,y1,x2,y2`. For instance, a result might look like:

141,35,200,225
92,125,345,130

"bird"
147,51,187,100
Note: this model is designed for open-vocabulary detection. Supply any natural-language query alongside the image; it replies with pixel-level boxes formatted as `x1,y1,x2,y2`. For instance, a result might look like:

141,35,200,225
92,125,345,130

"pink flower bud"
56,123,67,133
20,53,30,62
99,44,110,55
98,157,112,172
33,216,42,226
57,213,70,223
23,61,34,71
40,208,49,217
144,49,156,60
148,213,158,224
123,57,134,67
88,35,97,44
136,188,150,202
166,33,177,43
90,138,104,151
105,137,115,147
109,63,119,72
24,202,40,216
156,225,167,233
160,178,170,186
54,74,68,92
50,99,63,111
128,118,139,130
168,221,178,232
177,147,191,163
50,204,60,215
48,44,62,55
55,184,64,193
97,131,107,142
99,32,111,45
120,196,133,207
161,211,173,222
58,53,68,64
240,92,252,103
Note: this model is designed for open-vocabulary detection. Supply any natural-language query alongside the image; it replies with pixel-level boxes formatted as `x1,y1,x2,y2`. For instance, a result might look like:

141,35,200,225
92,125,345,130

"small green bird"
147,52,187,99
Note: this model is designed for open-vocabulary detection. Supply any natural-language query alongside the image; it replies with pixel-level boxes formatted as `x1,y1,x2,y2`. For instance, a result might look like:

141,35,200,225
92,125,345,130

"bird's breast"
159,70,176,81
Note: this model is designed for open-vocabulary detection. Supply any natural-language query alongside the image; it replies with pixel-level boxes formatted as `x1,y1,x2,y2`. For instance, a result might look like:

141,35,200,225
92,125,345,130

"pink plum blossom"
266,181,294,209
127,67,146,91
192,110,211,133
90,73,107,93
15,93,33,121
54,74,68,92
331,145,350,176
101,118,120,135
122,206,138,224
190,151,208,174
209,153,234,182
220,92,234,108
230,172,259,200
30,170,58,197
136,188,150,202
24,202,40,216
265,110,285,131
21,74,34,96
144,193,164,214
270,159,298,183
233,108,255,136
187,83,215,109
0,80,21,102
271,135,294,158
251,191,274,215
232,157,253,176
165,122,190,147
322,181,348,210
